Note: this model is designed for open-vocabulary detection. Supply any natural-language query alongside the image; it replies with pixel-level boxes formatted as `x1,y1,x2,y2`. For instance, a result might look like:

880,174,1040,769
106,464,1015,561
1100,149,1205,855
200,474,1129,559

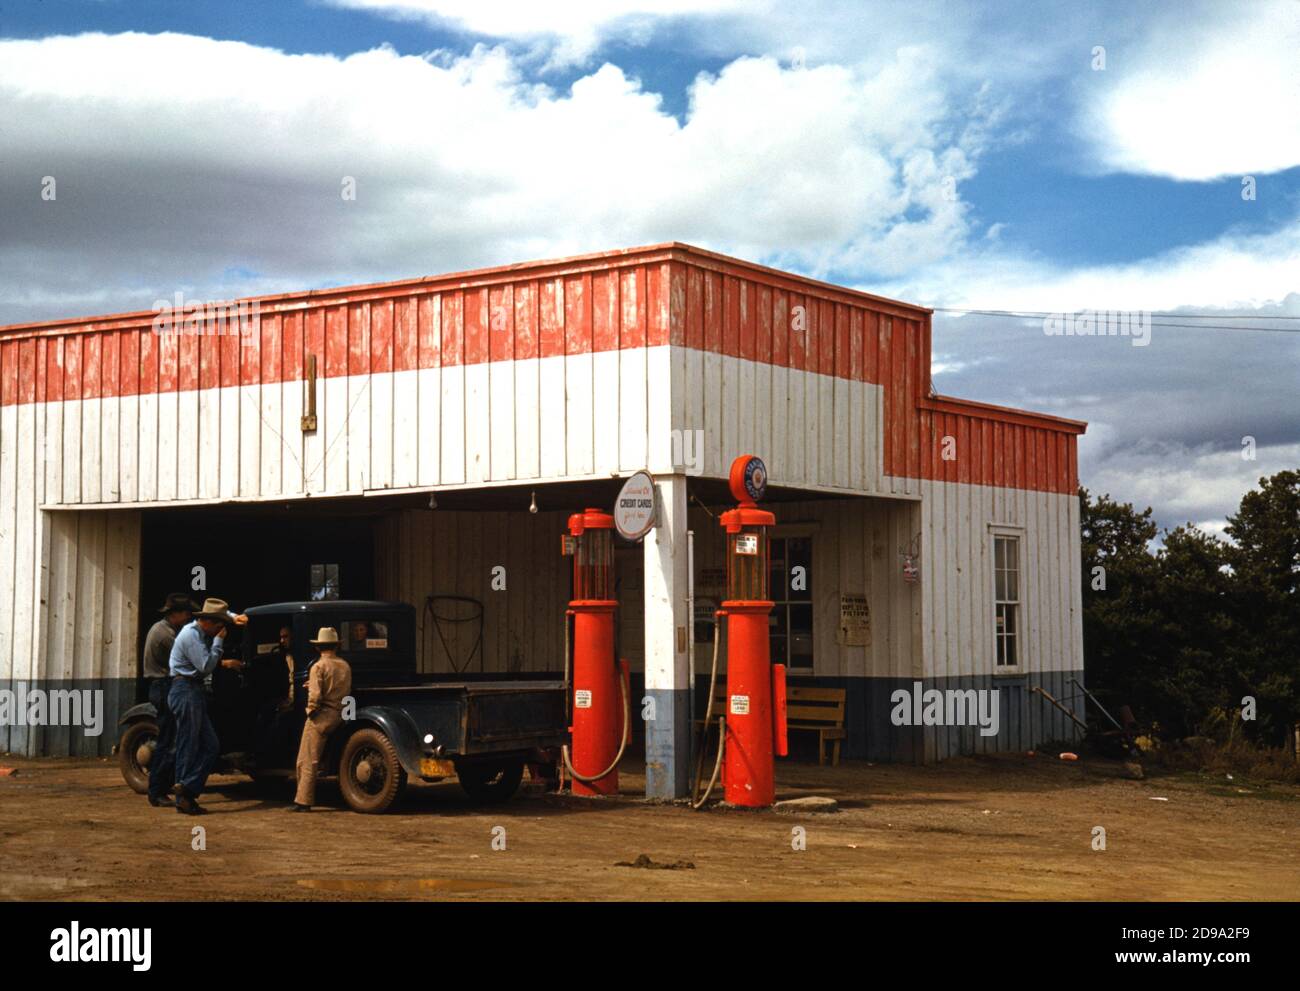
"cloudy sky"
2,0,1297,536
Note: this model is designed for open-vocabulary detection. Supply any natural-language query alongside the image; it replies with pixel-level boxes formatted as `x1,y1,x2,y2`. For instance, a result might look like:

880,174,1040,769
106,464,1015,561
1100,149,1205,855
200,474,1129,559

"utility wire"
933,307,1300,321
931,306,1300,334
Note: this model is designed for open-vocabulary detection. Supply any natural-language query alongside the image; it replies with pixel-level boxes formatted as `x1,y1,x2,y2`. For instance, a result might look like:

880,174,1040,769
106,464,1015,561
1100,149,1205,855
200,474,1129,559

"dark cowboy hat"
159,592,200,614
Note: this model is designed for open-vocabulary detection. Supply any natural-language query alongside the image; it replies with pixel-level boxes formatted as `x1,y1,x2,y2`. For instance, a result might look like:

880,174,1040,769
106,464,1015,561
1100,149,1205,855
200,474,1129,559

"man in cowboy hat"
288,626,352,812
142,592,198,807
168,597,248,815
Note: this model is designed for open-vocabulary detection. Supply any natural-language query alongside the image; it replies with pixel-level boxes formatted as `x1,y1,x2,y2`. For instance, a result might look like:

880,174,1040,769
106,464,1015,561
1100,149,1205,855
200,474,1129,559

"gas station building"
0,242,1087,799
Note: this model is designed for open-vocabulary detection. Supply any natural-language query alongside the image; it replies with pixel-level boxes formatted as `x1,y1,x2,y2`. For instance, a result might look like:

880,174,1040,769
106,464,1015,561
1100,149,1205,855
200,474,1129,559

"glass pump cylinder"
572,525,613,601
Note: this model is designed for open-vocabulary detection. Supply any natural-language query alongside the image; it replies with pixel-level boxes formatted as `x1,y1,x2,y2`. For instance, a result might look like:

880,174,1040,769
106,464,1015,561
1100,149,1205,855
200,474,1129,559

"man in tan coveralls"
287,626,352,812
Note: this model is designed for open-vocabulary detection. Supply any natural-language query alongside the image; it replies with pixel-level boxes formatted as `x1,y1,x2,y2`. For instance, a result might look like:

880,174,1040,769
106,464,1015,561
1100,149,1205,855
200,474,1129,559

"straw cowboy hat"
194,597,237,621
309,626,341,647
159,592,200,614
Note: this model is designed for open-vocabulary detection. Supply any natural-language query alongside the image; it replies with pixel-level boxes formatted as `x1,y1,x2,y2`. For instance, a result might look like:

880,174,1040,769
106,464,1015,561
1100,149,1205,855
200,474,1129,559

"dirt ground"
1,752,1296,901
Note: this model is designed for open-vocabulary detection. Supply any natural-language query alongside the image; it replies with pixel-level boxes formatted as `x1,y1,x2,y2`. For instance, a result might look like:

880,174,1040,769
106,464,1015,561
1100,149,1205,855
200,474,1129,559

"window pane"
765,537,785,604
789,603,813,635
993,537,1021,667
769,607,788,636
790,633,813,667
789,602,812,666
788,537,812,600
770,635,788,665
310,563,341,601
342,619,390,651
769,562,785,600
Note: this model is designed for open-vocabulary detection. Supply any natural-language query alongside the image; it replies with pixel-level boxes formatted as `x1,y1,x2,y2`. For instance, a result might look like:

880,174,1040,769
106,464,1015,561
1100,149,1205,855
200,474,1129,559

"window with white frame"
993,534,1020,669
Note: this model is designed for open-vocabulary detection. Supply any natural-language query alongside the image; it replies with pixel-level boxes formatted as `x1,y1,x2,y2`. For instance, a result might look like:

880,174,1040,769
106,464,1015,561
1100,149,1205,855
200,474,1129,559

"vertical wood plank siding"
0,243,1085,761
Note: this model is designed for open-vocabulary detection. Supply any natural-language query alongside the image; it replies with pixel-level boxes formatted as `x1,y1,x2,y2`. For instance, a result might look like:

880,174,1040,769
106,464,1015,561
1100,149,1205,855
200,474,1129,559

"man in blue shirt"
168,597,246,815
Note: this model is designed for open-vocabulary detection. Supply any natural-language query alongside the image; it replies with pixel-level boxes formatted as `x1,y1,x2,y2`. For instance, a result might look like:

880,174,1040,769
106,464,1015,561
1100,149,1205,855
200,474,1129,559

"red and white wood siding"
918,401,1084,679
0,243,1080,506
0,242,1086,761
3,262,677,508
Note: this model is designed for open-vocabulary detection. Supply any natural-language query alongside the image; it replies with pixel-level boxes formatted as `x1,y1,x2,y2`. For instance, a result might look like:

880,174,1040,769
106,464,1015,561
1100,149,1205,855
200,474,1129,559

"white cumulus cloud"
1081,0,1300,180
0,31,983,324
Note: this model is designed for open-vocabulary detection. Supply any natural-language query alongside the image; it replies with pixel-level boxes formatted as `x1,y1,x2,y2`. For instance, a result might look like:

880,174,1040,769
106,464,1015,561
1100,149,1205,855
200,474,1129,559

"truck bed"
352,678,569,757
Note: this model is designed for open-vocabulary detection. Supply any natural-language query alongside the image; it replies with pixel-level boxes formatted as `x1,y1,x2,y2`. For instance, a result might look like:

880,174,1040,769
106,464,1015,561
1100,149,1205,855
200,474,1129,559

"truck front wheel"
338,728,407,814
118,719,158,795
457,760,524,803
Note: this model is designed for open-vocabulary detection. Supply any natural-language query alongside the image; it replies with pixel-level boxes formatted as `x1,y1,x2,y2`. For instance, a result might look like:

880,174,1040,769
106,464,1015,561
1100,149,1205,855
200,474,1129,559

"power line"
930,307,1300,334
933,306,1300,321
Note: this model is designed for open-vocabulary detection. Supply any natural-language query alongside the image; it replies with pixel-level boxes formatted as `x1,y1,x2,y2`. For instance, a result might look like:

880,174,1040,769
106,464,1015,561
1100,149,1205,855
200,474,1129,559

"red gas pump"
561,508,629,796
719,455,788,807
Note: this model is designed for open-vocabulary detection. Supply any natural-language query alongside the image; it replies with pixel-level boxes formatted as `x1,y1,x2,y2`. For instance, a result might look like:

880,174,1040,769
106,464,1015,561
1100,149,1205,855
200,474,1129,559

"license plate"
419,758,456,779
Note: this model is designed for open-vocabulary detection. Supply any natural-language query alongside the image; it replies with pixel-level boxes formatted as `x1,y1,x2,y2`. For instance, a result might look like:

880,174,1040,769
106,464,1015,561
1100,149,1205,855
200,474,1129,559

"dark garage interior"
137,499,382,664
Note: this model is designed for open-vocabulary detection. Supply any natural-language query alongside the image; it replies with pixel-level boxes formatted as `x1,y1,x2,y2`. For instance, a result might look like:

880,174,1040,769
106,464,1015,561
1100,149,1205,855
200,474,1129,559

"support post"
643,473,690,799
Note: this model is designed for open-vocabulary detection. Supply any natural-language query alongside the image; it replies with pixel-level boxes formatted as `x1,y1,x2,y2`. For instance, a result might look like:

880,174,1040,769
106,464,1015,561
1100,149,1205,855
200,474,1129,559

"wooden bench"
787,686,847,766
694,684,847,766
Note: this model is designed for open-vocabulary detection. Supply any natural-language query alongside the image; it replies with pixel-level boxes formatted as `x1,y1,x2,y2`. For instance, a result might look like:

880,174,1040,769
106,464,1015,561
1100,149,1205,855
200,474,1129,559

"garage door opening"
138,500,381,654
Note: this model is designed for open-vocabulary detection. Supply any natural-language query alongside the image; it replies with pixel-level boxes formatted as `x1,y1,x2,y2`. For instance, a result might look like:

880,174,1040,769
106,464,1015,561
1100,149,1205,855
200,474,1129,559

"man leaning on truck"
168,597,247,815
288,626,353,812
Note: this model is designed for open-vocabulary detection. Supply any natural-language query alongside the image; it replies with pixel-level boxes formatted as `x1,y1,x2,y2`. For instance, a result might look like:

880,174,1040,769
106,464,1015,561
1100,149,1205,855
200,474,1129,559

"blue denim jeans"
168,676,219,798
147,677,176,800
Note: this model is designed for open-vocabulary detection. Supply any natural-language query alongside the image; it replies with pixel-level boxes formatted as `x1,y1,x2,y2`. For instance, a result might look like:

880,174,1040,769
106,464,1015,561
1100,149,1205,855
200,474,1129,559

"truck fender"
118,702,159,727
339,706,426,779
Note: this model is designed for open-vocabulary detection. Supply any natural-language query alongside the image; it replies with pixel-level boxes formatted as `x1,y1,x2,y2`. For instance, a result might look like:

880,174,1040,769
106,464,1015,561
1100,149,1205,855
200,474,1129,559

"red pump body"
565,508,622,796
719,455,787,807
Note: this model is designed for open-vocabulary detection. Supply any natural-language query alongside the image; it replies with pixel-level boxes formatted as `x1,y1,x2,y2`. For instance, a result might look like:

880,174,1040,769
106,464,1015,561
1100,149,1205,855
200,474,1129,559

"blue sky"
1,0,1297,534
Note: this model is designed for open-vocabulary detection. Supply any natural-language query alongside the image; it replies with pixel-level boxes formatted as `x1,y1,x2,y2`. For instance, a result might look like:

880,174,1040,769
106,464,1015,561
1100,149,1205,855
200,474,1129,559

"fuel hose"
691,611,722,811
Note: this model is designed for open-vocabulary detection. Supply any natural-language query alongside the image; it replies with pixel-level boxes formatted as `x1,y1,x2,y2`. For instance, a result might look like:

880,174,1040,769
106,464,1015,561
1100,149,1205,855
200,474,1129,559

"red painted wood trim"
0,245,1082,495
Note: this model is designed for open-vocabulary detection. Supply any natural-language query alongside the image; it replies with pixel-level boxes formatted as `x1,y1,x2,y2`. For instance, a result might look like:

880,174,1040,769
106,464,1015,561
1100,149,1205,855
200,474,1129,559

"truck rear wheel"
338,728,407,814
118,719,158,795
458,760,524,804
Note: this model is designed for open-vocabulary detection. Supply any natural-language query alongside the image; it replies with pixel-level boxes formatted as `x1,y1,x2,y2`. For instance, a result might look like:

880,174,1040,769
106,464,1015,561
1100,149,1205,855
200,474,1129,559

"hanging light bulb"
428,493,438,510
529,490,539,514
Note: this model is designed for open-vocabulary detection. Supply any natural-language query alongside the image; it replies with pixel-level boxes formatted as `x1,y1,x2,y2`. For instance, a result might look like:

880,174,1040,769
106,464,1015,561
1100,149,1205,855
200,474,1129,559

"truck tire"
118,719,159,795
338,728,407,814
458,760,524,804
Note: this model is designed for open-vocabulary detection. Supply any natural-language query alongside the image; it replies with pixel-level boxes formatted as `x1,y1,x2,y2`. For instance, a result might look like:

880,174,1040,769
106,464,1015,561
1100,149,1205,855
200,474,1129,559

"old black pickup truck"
117,600,567,813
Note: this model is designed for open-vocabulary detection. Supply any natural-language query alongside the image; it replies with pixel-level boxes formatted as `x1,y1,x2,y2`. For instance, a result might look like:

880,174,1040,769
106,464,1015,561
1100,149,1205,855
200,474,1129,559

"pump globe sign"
614,471,657,541
728,454,768,503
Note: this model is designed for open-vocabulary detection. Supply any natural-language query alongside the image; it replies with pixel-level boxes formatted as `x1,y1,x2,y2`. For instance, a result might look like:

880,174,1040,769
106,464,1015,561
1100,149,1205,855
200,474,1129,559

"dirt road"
1,753,1295,901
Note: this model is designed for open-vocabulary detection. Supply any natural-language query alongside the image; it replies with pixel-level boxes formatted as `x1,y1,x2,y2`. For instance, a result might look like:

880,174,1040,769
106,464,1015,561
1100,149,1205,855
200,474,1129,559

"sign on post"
614,471,657,541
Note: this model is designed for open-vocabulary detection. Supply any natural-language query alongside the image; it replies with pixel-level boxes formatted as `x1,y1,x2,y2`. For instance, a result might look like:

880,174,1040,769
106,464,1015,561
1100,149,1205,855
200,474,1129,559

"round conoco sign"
728,454,768,504
614,471,657,541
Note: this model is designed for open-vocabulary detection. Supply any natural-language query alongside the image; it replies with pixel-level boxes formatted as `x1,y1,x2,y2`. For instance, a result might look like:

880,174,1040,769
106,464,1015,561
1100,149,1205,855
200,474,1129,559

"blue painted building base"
3,672,1088,780
627,670,1088,768
0,678,136,758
